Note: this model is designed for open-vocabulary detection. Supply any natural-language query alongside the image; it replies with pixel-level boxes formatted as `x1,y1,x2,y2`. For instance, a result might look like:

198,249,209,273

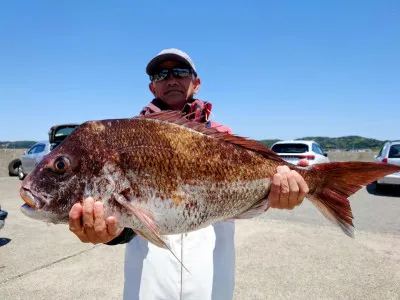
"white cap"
146,48,197,76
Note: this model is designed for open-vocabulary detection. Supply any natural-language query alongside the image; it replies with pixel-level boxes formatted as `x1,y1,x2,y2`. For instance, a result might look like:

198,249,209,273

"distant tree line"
0,135,392,151
259,136,389,151
0,141,37,149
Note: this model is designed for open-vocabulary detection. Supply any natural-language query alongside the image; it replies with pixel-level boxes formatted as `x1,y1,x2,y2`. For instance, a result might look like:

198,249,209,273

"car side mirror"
23,151,27,155
324,153,328,157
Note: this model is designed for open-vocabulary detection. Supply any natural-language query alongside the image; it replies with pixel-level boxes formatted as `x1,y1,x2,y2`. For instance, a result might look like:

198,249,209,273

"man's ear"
149,82,156,96
193,77,201,94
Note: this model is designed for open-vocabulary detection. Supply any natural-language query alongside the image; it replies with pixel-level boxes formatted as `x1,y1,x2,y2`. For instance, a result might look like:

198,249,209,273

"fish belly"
118,178,271,235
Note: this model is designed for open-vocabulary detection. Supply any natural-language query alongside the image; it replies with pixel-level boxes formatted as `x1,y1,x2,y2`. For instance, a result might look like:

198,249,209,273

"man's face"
149,60,201,111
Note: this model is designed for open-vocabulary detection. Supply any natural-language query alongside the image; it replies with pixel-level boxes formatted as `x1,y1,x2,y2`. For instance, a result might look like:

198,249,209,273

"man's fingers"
69,203,90,242
279,172,290,209
69,203,83,233
268,166,310,211
287,171,300,208
294,171,309,204
269,173,281,208
277,165,291,173
94,201,108,238
68,198,121,244
106,216,120,236
82,197,95,230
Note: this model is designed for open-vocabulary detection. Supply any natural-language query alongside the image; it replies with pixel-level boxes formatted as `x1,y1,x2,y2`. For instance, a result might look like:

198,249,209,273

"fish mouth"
20,188,44,210
20,203,69,224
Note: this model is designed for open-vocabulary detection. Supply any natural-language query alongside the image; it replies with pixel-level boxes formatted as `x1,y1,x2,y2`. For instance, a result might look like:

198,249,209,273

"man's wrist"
105,228,136,245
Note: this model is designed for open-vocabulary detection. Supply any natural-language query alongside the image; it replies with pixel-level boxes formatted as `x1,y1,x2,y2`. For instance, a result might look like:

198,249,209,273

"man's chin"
162,94,187,110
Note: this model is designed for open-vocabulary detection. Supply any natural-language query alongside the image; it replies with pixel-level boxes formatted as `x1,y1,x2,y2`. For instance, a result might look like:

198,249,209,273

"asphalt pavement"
0,177,399,300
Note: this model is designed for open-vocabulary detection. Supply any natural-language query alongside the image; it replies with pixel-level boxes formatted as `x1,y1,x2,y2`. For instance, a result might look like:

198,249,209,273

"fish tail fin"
304,162,400,237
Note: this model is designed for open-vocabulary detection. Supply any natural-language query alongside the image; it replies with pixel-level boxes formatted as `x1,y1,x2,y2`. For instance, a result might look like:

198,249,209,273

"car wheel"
18,165,26,180
8,159,21,176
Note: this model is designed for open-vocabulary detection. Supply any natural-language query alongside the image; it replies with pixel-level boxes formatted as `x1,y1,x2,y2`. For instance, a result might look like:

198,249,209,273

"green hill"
0,141,37,149
259,136,388,151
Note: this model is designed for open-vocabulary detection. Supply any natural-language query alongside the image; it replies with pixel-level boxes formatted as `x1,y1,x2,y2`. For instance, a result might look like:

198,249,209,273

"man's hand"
268,161,310,210
69,197,123,244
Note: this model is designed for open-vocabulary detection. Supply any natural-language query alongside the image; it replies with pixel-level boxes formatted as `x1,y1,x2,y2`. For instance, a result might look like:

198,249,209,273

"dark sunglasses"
150,68,195,82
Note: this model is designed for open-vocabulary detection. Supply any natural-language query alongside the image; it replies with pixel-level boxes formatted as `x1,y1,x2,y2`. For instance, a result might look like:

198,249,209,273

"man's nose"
166,74,179,86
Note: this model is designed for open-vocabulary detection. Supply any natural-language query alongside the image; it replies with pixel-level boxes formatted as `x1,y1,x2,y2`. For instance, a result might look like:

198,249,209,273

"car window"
35,144,46,154
318,145,325,154
377,147,383,157
312,144,324,155
28,146,38,154
389,145,400,158
271,143,309,153
55,127,77,137
383,143,391,157
52,126,78,144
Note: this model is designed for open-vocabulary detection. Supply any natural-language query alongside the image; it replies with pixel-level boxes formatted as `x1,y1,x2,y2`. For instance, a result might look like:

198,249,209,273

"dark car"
48,123,80,150
0,205,8,230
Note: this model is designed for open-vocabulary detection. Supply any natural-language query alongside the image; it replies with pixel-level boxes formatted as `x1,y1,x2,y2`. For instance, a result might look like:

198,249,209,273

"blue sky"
0,1,399,142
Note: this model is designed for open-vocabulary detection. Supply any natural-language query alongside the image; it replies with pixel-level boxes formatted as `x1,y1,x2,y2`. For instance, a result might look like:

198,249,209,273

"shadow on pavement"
366,182,400,197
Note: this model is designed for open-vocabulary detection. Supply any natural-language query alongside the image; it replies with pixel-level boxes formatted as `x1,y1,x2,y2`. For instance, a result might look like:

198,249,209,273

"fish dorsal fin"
137,110,283,162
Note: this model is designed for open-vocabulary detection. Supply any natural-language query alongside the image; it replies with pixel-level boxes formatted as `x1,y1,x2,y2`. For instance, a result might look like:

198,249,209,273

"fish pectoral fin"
233,196,270,220
113,193,191,274
113,192,159,233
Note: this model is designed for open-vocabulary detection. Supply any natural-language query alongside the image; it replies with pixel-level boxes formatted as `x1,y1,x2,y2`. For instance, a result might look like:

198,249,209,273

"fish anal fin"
233,196,271,220
137,110,284,162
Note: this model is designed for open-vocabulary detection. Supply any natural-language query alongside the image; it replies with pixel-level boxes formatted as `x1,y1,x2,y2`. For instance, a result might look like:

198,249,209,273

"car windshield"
389,145,400,158
55,127,77,137
271,143,309,153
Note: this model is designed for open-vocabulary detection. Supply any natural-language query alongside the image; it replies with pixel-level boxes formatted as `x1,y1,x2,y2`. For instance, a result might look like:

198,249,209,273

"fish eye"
53,157,70,174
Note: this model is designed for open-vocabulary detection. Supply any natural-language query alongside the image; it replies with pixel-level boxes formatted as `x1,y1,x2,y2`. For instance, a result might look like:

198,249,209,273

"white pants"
123,221,236,300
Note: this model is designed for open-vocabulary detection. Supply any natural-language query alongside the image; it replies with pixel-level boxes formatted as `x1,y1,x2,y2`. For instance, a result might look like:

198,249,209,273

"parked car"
8,158,21,176
270,140,330,166
18,141,51,180
374,140,400,192
18,123,80,180
48,123,80,151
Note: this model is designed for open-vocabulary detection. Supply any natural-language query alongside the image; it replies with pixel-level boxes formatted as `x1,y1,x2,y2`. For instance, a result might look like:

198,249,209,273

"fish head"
19,121,117,224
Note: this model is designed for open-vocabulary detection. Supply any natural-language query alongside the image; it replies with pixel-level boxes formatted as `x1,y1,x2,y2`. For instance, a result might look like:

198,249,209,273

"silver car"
375,140,400,192
18,141,51,180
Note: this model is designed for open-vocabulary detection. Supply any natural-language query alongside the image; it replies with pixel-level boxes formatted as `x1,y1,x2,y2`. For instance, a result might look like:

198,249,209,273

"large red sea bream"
20,111,400,250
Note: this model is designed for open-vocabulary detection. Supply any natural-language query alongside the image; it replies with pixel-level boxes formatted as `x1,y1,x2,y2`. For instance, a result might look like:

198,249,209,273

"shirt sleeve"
105,228,137,245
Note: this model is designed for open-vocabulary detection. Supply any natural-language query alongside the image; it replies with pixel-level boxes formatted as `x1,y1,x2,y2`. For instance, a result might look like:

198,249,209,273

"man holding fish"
68,48,310,299
19,48,400,299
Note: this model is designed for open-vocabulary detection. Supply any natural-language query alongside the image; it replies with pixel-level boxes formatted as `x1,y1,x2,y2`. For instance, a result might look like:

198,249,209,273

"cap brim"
146,53,194,75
